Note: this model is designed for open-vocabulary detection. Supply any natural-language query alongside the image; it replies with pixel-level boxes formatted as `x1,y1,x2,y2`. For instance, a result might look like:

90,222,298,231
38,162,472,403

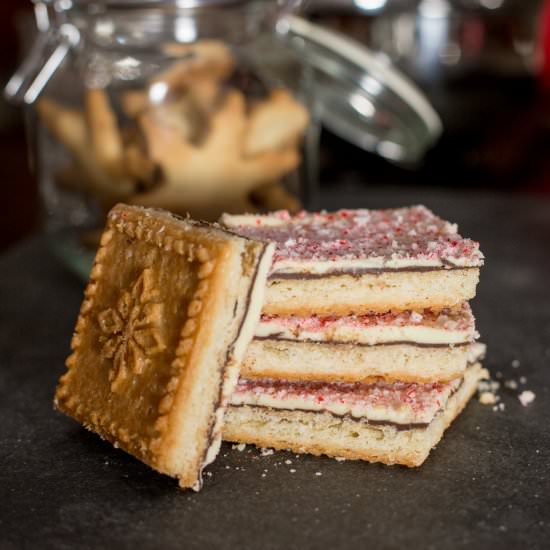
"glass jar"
8,0,443,278
9,0,318,276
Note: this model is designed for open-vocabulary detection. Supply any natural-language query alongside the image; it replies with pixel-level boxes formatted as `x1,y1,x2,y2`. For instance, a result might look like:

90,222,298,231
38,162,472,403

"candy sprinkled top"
222,206,484,269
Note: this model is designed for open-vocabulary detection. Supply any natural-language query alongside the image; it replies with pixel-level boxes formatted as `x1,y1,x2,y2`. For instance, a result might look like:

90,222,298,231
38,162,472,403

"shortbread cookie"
221,206,484,315
243,306,482,383
224,363,487,467
54,204,273,490
232,344,485,425
243,341,484,384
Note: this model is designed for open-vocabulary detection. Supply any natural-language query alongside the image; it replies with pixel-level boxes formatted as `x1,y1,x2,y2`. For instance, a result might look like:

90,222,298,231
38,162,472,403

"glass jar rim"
54,0,296,10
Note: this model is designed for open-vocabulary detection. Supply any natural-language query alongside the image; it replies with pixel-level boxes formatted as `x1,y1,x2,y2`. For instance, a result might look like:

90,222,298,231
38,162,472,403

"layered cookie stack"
221,206,486,466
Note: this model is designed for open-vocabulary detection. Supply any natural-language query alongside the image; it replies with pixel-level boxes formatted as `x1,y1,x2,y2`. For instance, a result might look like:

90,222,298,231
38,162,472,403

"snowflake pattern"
97,268,165,392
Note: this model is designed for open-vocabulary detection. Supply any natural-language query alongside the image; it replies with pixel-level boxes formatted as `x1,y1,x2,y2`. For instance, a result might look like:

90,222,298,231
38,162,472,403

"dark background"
0,1,39,251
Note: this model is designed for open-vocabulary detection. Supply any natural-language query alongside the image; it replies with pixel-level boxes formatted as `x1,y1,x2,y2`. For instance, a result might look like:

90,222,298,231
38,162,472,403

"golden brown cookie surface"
55,204,273,489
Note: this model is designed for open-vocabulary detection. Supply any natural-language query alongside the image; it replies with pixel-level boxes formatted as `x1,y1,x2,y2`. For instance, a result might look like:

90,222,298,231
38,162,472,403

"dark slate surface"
1,187,549,550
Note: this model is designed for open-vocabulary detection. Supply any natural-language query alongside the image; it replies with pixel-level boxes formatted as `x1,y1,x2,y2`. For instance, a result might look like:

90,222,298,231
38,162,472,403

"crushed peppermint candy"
226,206,484,267
260,302,475,334
260,448,274,457
409,311,423,323
232,376,462,424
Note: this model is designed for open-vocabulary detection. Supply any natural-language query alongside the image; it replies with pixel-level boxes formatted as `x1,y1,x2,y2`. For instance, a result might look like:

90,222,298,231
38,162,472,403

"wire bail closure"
4,1,80,105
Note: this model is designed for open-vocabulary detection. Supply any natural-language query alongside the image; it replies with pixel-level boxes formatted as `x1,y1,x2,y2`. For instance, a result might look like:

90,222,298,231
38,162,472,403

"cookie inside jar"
38,37,310,228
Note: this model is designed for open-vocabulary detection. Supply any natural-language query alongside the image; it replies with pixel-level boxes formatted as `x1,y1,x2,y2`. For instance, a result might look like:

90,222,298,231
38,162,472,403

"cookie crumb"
232,443,246,452
478,379,500,392
479,391,497,405
518,390,535,407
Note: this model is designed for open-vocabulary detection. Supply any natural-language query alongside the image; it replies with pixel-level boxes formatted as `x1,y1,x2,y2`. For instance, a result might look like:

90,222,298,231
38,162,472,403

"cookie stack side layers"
224,360,487,466
54,204,274,490
244,305,480,384
221,206,486,467
221,206,483,315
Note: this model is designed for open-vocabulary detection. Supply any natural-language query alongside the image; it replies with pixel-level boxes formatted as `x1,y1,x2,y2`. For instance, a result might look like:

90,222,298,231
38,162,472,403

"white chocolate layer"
256,306,478,346
256,323,472,346
231,376,463,426
271,256,474,275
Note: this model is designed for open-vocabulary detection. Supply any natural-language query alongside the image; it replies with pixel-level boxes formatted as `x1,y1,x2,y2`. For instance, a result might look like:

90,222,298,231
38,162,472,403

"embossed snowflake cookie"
54,204,274,490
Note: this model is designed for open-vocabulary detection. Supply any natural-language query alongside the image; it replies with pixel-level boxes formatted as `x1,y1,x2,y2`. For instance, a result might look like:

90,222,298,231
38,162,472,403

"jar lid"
280,16,442,164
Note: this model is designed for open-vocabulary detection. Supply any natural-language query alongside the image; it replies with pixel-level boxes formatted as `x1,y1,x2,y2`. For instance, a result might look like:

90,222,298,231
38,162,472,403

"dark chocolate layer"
268,263,478,280
254,335,470,349
199,242,270,487
231,378,465,432
230,403,430,431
